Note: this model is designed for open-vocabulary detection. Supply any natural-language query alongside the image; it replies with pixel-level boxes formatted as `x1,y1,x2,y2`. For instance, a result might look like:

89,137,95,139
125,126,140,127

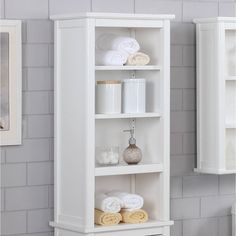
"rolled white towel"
95,194,121,213
126,52,150,66
96,50,127,66
96,34,140,55
107,191,144,210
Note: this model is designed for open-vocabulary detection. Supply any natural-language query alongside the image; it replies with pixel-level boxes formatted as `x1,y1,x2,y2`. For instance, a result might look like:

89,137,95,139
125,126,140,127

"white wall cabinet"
194,17,236,174
50,13,174,236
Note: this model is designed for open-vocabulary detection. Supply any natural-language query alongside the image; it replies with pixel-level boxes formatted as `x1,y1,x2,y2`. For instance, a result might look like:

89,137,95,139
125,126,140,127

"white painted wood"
195,17,236,174
54,18,95,229
0,20,22,146
52,12,174,235
95,19,163,28
194,168,236,175
226,124,236,129
95,112,161,119
226,76,236,81
50,12,175,21
95,163,164,176
194,17,236,23
51,220,173,234
95,65,161,71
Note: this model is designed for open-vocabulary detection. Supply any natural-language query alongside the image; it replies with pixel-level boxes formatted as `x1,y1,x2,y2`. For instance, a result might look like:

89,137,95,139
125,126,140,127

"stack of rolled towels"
95,191,148,226
96,34,150,66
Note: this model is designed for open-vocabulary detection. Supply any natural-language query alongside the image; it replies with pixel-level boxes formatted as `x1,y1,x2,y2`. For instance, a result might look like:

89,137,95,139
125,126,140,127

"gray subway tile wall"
0,0,235,236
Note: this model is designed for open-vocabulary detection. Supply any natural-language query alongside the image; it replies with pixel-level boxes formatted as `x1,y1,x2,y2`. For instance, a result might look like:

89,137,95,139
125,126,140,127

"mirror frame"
0,20,22,146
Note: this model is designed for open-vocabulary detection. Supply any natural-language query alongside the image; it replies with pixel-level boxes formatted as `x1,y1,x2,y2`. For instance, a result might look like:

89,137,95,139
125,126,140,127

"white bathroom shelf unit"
50,12,174,236
194,17,236,175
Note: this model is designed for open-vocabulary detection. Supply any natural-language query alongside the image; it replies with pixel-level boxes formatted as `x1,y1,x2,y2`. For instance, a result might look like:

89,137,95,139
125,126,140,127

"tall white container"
123,78,146,113
96,80,121,114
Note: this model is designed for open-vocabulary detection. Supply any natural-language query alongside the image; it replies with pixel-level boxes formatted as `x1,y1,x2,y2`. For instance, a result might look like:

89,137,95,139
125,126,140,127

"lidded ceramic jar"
96,80,121,114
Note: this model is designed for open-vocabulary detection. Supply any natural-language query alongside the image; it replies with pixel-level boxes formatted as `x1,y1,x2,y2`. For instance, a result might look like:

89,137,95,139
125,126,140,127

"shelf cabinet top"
193,17,236,24
50,12,175,21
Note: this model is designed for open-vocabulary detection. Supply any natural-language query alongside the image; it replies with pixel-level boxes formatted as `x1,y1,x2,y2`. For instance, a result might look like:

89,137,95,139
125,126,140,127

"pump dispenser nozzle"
123,129,136,145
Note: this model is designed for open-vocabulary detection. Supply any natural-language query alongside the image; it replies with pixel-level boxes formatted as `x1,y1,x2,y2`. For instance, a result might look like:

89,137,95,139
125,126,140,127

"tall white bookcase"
50,13,174,236
194,17,236,174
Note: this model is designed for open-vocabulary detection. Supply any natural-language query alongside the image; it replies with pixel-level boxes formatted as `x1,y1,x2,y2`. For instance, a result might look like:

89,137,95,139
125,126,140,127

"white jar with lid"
96,80,121,114
123,78,146,113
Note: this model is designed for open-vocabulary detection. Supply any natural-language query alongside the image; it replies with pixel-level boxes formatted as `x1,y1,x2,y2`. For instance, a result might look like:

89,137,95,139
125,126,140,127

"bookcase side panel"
196,23,224,171
54,19,95,229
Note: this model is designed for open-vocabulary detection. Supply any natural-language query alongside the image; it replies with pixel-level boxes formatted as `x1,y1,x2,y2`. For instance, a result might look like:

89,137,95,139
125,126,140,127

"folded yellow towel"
120,209,148,224
95,209,122,226
126,52,150,66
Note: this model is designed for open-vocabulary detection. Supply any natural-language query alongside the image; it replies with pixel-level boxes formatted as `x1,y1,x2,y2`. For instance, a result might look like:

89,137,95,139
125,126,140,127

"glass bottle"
123,129,142,165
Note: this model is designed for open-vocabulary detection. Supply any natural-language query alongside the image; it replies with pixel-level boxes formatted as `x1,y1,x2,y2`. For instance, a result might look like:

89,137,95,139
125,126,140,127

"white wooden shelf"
95,112,161,119
93,220,174,233
226,123,236,129
95,163,163,176
95,65,161,71
50,220,174,234
226,76,236,81
194,168,236,175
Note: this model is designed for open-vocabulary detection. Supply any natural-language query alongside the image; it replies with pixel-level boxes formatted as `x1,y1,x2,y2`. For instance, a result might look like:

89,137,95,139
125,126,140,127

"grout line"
26,210,29,233
199,197,202,218
218,1,220,16
48,185,50,209
4,184,53,190
26,162,29,186
3,0,5,19
48,0,50,19
90,0,93,12
218,175,220,195
235,175,236,194
5,160,53,165
3,208,54,213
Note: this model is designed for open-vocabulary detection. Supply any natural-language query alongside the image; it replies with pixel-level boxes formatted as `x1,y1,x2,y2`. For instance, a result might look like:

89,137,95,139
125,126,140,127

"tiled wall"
0,0,236,236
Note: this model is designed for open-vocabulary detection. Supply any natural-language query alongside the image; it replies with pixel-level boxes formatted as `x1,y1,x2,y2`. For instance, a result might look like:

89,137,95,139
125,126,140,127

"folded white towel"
96,50,127,66
107,191,144,210
95,194,121,213
96,34,140,56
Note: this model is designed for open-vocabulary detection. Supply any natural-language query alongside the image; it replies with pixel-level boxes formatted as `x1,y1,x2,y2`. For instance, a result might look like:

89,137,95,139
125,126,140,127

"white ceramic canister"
96,80,121,114
123,78,146,113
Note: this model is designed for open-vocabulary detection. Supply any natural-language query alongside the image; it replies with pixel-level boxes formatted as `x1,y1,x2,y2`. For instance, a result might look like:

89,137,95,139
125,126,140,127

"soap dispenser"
123,128,142,165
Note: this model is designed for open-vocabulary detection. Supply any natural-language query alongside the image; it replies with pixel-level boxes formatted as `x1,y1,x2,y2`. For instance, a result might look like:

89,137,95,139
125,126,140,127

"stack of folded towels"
95,191,148,226
96,34,150,66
